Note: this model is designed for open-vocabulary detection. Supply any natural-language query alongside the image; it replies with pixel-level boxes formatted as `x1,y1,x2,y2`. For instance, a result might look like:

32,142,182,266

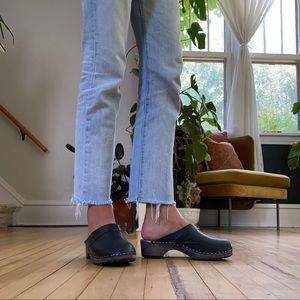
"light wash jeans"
70,0,183,219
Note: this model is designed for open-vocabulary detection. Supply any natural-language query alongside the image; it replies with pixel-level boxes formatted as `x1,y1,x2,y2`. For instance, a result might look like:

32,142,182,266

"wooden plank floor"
0,227,300,299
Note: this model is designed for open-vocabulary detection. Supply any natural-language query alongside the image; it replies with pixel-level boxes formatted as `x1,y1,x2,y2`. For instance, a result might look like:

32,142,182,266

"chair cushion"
196,169,290,189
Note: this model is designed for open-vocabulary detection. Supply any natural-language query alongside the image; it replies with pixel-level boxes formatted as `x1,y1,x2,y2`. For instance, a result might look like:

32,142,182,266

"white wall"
0,0,138,220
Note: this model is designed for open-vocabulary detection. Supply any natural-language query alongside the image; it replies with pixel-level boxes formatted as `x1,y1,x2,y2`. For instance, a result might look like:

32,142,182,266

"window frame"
182,0,300,144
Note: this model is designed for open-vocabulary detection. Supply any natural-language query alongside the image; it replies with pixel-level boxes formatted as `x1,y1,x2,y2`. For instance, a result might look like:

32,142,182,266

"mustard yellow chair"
195,136,290,231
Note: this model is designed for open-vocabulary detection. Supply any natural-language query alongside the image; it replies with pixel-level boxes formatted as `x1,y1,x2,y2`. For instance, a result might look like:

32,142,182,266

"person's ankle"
141,204,188,240
87,204,116,235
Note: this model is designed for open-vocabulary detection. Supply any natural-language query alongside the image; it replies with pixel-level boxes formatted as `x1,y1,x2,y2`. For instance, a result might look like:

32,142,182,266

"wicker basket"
0,205,17,227
178,207,200,225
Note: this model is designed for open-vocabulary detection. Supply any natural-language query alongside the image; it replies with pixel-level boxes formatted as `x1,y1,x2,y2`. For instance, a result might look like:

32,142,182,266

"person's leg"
71,0,132,235
128,0,188,239
72,0,136,266
129,1,232,262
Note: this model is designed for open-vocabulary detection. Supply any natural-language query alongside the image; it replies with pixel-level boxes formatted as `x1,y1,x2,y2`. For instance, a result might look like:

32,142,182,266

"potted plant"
174,74,221,223
288,102,300,170
110,143,137,233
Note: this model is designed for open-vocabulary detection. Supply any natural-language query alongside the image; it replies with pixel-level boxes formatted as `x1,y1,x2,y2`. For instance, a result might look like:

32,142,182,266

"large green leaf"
189,0,207,20
187,22,206,50
205,152,211,161
131,68,139,77
181,121,200,137
202,117,218,127
190,74,199,94
292,102,300,114
205,101,217,113
288,141,300,170
184,144,194,173
192,139,207,163
129,103,137,127
129,115,136,128
130,103,137,113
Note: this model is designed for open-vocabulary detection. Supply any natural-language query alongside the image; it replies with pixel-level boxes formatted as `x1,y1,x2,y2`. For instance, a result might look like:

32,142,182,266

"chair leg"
217,209,221,228
228,197,232,232
276,200,280,231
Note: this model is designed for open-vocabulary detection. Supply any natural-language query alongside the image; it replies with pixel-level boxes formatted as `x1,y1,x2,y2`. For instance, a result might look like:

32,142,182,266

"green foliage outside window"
253,64,297,131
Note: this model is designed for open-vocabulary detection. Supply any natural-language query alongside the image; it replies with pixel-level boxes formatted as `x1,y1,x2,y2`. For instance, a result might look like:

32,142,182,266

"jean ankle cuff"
70,195,113,220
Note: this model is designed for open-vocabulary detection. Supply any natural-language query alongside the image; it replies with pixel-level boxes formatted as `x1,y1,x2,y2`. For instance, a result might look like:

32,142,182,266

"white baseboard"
14,200,86,226
13,201,300,228
200,203,300,227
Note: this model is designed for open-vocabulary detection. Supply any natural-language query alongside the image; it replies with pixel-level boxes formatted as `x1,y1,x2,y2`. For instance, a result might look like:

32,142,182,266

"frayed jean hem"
124,197,176,206
70,194,113,220
124,197,176,224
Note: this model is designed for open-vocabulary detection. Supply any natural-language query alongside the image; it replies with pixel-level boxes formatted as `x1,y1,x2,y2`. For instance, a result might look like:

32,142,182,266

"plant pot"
0,205,17,227
177,207,200,225
113,196,138,233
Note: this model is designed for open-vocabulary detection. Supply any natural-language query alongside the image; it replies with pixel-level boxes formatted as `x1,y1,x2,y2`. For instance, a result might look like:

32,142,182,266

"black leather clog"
85,223,136,265
141,224,232,260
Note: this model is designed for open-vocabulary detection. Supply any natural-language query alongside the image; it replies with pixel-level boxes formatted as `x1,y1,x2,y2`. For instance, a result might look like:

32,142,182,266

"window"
253,63,297,131
181,61,224,129
250,0,299,132
249,0,296,54
181,0,225,129
181,0,300,134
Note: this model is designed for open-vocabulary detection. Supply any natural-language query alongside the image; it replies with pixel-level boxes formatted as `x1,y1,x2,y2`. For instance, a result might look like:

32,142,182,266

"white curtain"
217,0,274,171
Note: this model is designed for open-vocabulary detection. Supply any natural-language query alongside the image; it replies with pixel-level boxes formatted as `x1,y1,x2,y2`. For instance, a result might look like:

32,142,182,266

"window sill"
260,131,300,145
